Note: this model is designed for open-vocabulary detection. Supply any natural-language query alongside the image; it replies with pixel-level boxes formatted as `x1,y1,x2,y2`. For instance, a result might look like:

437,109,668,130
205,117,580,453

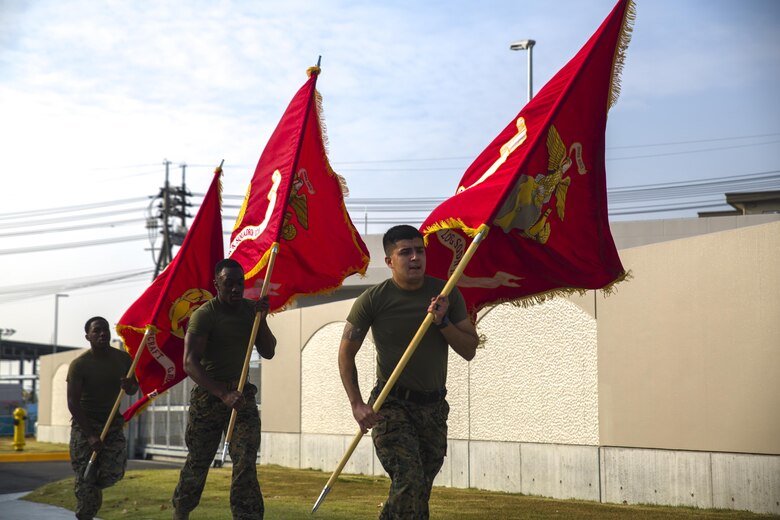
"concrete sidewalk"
0,491,103,520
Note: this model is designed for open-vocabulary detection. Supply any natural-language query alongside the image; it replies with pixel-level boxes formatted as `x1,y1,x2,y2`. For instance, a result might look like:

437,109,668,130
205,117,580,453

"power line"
0,268,154,295
0,197,148,221
16,132,776,177
608,139,780,162
334,139,779,169
608,199,729,215
331,132,780,165
608,169,780,190
85,163,163,171
607,132,780,150
608,172,780,203
0,207,146,230
0,235,148,256
0,268,154,302
2,170,776,256
0,218,142,238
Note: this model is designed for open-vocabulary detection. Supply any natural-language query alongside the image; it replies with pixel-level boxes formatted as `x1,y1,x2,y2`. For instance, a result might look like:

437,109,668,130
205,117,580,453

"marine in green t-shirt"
66,316,138,442
66,316,139,520
347,275,468,392
67,344,132,428
338,225,479,519
186,297,259,383
172,258,277,520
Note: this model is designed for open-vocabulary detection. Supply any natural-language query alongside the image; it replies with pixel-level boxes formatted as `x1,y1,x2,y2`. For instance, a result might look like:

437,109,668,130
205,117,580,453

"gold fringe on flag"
421,218,484,246
485,269,632,310
607,0,636,111
115,324,160,344
312,84,350,198
311,83,369,279
257,65,368,314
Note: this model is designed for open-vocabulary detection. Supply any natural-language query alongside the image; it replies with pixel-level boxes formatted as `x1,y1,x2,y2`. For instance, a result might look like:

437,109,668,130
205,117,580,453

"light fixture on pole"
510,39,536,103
54,293,69,353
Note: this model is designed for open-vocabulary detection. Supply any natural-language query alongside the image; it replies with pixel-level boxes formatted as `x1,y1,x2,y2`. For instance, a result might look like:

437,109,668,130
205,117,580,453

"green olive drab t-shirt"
347,275,468,393
186,297,256,382
67,347,132,427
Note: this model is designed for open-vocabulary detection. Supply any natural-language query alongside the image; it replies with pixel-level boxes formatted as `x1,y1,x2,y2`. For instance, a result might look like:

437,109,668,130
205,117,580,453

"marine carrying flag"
228,67,369,310
117,166,224,421
421,0,633,316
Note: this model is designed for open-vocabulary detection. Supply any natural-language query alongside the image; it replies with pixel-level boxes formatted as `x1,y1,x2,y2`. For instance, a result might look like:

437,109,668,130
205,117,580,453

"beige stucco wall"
293,293,599,446
598,221,780,454
262,299,357,433
28,218,779,513
266,220,778,455
261,310,302,432
35,218,777,458
471,299,599,444
301,321,375,435
37,348,84,443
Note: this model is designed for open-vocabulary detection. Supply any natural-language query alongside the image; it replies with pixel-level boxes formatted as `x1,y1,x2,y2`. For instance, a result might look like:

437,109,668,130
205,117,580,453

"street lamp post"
510,39,536,103
54,293,69,353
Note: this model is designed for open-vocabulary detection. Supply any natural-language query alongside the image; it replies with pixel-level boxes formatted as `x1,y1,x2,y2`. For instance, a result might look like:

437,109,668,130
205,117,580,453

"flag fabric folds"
228,67,369,310
421,0,633,316
117,168,224,421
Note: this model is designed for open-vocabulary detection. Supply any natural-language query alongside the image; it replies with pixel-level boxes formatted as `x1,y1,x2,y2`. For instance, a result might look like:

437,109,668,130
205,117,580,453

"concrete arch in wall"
297,296,598,444
298,320,347,354
52,362,72,429
301,321,376,435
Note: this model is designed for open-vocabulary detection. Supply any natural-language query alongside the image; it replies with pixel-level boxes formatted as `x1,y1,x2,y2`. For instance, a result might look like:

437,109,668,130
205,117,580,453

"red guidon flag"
228,67,369,310
421,0,633,316
117,166,224,421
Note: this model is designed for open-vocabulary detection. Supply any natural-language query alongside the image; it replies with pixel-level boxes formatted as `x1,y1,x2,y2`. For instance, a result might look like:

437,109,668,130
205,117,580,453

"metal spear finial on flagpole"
311,225,489,514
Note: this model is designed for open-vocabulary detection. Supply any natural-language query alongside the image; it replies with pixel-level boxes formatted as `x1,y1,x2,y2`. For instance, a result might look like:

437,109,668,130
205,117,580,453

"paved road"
0,457,182,519
0,458,181,494
0,460,73,494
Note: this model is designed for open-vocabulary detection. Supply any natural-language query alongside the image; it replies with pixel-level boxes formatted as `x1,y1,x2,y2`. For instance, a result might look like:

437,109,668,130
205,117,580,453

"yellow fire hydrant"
12,407,26,451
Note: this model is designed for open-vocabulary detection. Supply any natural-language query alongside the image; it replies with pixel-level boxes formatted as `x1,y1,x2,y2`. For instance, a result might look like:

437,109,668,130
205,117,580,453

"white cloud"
1,0,778,345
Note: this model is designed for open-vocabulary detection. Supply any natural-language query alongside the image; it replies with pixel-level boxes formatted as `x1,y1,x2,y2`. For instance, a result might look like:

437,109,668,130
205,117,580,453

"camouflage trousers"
69,421,127,520
172,383,263,520
369,389,450,520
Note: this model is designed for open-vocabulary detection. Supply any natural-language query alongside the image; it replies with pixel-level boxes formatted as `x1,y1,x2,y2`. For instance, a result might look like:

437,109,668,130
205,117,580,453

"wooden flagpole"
311,224,490,514
219,242,280,465
219,60,319,466
83,326,151,479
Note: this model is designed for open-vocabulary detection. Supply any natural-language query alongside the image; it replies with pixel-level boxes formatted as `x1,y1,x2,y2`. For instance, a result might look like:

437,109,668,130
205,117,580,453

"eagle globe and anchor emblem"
169,287,214,339
128,288,214,396
493,123,588,244
434,120,588,291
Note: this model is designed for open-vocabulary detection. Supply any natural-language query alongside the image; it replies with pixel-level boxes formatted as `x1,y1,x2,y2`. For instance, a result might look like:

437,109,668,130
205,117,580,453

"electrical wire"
0,218,142,238
0,197,149,221
332,132,780,164
0,235,148,256
0,268,154,303
0,208,147,230
608,139,780,161
1,169,776,256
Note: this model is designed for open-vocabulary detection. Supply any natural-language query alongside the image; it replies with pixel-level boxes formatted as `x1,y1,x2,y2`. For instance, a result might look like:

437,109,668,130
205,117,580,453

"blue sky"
0,0,778,350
